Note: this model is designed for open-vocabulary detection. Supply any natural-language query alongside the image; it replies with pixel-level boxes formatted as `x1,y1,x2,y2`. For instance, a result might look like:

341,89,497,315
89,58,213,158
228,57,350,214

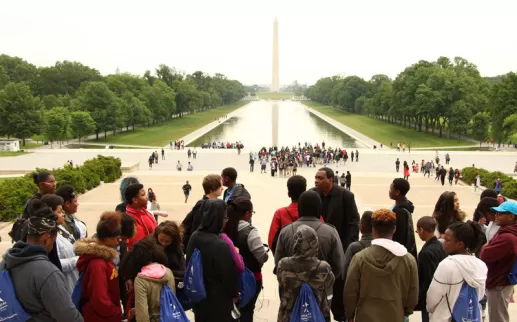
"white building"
0,139,20,152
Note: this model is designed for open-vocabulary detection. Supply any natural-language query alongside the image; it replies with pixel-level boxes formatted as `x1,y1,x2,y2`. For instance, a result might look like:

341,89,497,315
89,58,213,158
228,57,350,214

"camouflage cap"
27,216,57,236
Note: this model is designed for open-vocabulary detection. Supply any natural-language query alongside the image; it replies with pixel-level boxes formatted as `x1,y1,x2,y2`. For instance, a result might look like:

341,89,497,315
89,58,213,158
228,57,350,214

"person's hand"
479,217,487,225
127,308,136,321
125,279,134,293
154,211,168,218
234,247,240,253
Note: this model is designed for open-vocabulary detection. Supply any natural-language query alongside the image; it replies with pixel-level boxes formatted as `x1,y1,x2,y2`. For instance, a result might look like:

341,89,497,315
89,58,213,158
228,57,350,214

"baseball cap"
491,201,517,215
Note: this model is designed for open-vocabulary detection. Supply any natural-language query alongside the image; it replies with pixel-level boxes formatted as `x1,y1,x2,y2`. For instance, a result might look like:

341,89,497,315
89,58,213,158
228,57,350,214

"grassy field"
0,151,30,157
88,102,247,146
305,101,475,148
256,92,294,100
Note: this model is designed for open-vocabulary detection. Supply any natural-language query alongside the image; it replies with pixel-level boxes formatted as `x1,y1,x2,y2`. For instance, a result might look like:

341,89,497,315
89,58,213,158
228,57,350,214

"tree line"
0,54,247,145
305,56,517,145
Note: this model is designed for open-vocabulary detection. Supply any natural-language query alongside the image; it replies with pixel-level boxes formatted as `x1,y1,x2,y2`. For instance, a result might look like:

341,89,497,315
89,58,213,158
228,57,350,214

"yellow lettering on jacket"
110,268,118,280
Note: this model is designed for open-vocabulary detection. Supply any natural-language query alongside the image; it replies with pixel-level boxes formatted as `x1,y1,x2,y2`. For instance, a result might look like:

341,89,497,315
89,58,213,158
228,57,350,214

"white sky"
0,0,515,86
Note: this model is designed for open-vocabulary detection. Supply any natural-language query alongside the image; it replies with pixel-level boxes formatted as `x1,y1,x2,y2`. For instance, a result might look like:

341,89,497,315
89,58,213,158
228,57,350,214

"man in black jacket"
312,167,359,322
415,216,446,322
389,178,418,258
182,174,224,250
222,167,251,202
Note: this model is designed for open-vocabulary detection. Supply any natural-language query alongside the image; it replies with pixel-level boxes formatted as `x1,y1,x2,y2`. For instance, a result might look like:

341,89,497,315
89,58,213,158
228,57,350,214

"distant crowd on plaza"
3,159,517,322
248,141,360,176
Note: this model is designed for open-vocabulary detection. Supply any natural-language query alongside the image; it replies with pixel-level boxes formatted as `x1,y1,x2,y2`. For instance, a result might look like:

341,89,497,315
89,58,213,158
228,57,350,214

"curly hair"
154,221,183,249
371,208,397,237
119,237,168,281
433,191,466,234
96,211,122,238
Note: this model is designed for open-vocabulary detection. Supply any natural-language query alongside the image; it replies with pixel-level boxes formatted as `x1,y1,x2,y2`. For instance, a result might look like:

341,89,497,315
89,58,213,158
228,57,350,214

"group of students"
3,166,517,322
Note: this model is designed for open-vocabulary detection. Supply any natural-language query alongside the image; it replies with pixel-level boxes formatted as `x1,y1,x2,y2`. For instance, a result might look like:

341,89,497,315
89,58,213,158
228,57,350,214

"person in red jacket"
124,183,157,250
480,201,517,322
268,175,306,251
75,211,123,322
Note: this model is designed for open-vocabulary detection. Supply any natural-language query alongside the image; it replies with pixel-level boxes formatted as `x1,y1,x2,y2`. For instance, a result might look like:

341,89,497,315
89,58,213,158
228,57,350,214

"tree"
471,112,490,147
0,82,42,145
490,72,517,143
450,100,472,140
43,107,69,148
42,94,63,109
72,82,118,140
70,111,96,143
0,66,9,90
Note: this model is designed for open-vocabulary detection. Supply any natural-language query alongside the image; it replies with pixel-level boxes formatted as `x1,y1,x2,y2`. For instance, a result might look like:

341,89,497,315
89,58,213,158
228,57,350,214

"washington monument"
271,17,279,92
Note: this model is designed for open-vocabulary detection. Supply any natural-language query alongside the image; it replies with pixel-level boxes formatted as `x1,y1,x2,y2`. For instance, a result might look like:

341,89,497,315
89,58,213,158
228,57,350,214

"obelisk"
271,17,280,92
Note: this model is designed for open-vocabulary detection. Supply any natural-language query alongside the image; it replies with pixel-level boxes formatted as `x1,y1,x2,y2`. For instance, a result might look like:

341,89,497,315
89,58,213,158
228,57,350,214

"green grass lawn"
256,92,294,100
21,142,44,149
305,101,476,148
88,102,248,146
0,151,30,157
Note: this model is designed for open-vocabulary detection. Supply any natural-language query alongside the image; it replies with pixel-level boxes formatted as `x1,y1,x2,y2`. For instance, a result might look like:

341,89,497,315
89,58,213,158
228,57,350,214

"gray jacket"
1,241,83,322
343,232,373,280
56,226,79,294
274,216,345,278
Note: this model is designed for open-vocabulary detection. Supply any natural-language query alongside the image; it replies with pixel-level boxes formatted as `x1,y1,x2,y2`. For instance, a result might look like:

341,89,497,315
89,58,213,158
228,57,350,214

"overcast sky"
0,0,515,86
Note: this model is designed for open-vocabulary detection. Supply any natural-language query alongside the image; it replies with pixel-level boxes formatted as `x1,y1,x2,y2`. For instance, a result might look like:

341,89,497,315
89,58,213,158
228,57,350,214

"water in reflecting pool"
189,101,364,149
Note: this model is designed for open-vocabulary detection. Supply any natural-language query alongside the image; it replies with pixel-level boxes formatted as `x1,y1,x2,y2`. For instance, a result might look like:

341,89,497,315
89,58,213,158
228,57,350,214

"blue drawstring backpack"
71,273,84,310
160,284,189,322
508,260,517,285
184,249,206,303
237,268,257,308
290,283,325,322
175,279,193,311
446,282,480,322
0,269,32,322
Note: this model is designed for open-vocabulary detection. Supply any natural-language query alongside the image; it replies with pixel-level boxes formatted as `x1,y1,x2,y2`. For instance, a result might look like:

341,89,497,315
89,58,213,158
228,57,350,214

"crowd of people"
247,142,360,176
2,162,517,322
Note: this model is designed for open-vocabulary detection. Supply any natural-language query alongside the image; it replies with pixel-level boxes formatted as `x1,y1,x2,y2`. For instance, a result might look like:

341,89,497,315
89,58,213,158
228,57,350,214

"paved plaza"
1,148,516,321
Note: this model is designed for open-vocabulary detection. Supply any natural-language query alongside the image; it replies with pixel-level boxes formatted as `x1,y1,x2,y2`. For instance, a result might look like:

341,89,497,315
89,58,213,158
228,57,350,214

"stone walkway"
1,150,516,321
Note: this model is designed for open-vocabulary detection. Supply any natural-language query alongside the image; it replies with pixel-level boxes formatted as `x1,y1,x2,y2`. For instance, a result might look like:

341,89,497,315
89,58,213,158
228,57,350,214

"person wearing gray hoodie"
0,216,83,322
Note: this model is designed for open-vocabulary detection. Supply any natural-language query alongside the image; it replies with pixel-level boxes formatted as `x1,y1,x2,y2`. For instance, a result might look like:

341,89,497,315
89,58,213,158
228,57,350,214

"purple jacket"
221,232,245,273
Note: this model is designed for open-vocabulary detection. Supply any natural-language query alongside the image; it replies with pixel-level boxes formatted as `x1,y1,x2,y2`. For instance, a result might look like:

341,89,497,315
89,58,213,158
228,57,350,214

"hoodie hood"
137,263,169,282
75,238,119,272
372,239,408,256
447,255,488,288
292,224,318,258
198,199,227,234
361,239,408,277
2,241,50,270
396,198,415,213
496,223,517,236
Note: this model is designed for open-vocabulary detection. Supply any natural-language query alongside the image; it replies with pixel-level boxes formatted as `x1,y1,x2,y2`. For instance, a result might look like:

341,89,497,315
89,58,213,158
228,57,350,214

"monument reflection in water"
189,101,364,149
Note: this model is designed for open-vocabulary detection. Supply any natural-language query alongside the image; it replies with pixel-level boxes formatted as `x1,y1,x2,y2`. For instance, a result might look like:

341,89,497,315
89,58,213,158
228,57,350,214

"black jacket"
186,199,238,320
392,198,418,259
164,245,186,279
415,237,447,311
182,196,208,250
223,184,251,202
310,185,359,252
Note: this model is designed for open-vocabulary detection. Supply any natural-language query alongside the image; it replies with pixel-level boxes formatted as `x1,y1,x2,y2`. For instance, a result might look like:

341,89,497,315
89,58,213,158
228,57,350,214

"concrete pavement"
2,150,517,321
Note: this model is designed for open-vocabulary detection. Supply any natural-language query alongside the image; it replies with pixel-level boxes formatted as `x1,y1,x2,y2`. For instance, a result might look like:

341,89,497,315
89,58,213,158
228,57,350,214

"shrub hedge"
0,155,122,221
461,166,517,199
